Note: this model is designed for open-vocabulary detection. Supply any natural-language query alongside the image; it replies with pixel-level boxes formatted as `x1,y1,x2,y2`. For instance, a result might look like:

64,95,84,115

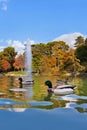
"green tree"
3,47,17,71
74,36,85,47
75,44,87,71
75,44,87,63
85,38,87,44
32,41,84,75
32,43,49,73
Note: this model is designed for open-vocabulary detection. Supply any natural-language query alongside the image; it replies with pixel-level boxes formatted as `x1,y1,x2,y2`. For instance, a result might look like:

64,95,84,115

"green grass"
5,71,26,76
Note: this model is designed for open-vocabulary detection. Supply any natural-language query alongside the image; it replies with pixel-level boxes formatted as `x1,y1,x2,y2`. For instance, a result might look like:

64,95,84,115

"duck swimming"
45,80,76,95
18,77,34,86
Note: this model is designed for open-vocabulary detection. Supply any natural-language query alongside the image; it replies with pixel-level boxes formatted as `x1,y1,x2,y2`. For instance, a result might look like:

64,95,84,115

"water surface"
0,75,87,130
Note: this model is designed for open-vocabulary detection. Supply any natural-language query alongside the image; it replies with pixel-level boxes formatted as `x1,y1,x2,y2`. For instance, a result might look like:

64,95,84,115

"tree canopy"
75,36,87,72
0,47,17,72
0,37,86,74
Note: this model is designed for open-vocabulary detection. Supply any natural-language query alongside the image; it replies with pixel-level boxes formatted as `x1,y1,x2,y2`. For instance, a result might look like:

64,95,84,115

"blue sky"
0,0,87,53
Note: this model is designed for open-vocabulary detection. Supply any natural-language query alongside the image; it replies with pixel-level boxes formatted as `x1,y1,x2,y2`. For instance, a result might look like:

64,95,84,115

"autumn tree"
32,43,49,73
32,41,70,74
14,54,25,71
40,55,58,75
3,47,17,71
0,51,4,72
1,59,11,72
51,41,70,71
63,49,84,72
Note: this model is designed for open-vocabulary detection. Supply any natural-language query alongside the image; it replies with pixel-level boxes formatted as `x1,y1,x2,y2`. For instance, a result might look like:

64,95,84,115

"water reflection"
9,89,26,98
65,102,87,113
44,93,53,101
0,92,7,98
25,84,33,99
54,94,87,113
8,108,27,112
0,96,87,113
0,75,87,114
0,75,87,130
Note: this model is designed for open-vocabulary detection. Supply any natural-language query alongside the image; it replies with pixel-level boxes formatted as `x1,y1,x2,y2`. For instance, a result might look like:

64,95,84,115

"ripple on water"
27,101,53,106
0,98,22,106
54,94,87,101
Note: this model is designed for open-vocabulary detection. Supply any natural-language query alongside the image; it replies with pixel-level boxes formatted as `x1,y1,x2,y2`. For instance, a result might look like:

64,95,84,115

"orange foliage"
1,59,11,71
14,54,25,70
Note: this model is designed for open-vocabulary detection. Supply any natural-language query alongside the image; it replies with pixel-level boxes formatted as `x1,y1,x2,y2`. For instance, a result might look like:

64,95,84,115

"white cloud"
0,0,8,11
6,40,25,54
1,3,7,10
0,32,86,54
0,39,5,51
0,38,35,55
7,39,35,55
0,46,5,52
53,32,86,47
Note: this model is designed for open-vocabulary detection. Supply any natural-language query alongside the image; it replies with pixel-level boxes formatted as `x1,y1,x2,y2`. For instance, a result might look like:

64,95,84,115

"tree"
40,55,58,74
51,41,70,71
85,38,87,44
32,43,49,73
3,47,17,71
74,36,85,47
75,44,87,72
0,51,4,72
32,41,84,75
14,54,25,71
1,59,11,72
75,44,87,63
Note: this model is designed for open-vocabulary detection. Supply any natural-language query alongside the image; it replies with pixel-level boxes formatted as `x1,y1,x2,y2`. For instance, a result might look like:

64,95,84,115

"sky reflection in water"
0,107,87,130
0,76,87,130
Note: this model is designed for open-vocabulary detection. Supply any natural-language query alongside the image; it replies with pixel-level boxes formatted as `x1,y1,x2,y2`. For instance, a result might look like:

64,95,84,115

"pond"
0,75,87,130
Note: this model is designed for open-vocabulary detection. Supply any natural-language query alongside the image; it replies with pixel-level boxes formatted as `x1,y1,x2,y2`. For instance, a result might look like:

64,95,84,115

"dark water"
0,75,87,130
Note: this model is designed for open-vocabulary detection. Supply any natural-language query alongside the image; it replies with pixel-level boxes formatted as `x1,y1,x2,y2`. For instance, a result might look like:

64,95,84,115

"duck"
45,80,76,95
18,77,34,86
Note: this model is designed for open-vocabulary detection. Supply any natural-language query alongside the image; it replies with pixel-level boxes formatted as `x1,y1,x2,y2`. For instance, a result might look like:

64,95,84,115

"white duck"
45,80,76,95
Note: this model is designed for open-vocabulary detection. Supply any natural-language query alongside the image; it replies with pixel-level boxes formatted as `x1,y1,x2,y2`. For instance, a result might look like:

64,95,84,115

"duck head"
18,77,23,83
45,80,52,88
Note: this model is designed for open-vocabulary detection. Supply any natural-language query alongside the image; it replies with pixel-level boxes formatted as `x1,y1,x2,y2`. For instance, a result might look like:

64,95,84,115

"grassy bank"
5,71,26,76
